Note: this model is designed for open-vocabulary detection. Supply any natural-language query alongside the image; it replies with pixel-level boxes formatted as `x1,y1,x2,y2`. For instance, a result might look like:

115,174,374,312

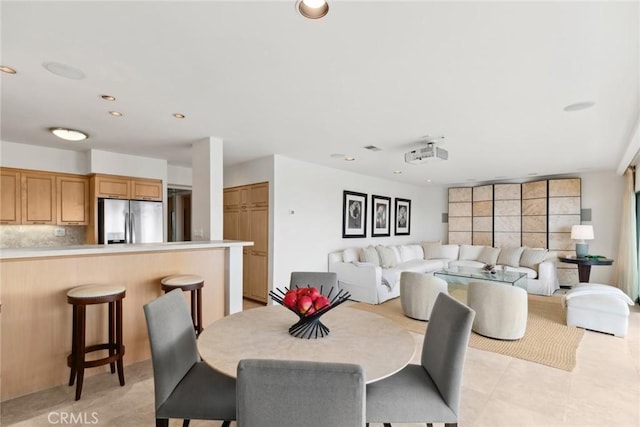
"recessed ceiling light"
563,101,595,112
101,94,116,101
297,0,329,19
426,179,432,183
109,111,123,117
49,127,89,141
393,171,402,175
0,66,17,74
42,62,86,80
173,113,186,119
345,156,355,161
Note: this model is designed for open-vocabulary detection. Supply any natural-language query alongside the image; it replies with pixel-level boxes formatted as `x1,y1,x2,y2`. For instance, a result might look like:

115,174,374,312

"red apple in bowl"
297,295,313,314
308,286,320,301
314,295,330,310
283,290,297,309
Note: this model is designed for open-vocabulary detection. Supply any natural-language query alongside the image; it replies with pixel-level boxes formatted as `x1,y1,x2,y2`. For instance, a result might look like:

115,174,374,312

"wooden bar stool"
67,284,126,401
160,274,204,336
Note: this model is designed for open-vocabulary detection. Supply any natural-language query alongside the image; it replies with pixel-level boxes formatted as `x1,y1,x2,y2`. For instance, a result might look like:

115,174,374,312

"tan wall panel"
473,185,493,201
473,216,493,232
494,233,522,248
473,201,493,217
522,233,547,248
548,197,580,215
449,216,472,232
494,216,521,232
472,232,493,246
448,187,472,202
522,215,546,232
522,198,547,215
549,232,575,251
0,248,227,401
494,183,521,200
449,231,472,245
549,214,581,233
494,200,521,216
549,178,580,197
449,202,472,217
522,181,547,199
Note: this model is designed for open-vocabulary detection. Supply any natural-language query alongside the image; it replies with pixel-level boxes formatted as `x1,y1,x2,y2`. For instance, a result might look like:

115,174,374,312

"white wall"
88,149,167,180
167,165,193,188
0,140,88,174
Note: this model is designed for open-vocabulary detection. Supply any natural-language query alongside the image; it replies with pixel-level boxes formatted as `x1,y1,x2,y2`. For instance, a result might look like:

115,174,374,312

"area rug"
350,292,584,371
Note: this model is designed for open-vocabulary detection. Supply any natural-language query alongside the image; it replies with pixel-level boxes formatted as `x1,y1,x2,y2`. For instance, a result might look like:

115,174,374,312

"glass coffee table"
434,266,528,290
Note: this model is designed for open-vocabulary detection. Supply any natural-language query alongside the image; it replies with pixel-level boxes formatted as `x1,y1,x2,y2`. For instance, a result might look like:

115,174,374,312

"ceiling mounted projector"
404,136,448,164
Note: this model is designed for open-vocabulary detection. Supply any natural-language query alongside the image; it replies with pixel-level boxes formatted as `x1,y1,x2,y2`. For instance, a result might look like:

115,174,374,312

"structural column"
191,137,224,240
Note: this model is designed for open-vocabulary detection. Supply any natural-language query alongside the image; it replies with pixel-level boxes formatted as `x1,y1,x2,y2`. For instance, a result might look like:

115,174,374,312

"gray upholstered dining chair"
290,271,338,290
366,293,475,427
236,359,365,427
143,289,235,427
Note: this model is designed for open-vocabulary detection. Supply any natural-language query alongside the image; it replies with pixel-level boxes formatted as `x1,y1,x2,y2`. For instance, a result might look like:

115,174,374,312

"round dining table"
197,304,416,384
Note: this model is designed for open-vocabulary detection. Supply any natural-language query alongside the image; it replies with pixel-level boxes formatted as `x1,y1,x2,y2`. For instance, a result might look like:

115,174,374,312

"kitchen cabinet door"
21,172,56,224
94,175,130,199
57,176,89,225
1,169,21,224
131,179,162,201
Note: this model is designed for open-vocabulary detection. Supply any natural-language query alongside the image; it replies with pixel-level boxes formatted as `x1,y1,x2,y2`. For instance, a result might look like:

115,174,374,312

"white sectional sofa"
328,242,559,304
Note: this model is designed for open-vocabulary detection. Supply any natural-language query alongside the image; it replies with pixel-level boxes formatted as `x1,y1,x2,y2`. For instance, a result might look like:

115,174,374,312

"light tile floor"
2,299,639,427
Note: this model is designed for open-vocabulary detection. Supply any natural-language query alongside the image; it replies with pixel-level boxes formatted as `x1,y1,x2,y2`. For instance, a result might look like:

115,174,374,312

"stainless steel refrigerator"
98,198,163,244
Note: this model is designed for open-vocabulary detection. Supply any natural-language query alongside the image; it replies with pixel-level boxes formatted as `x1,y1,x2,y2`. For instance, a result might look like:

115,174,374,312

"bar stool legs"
160,275,205,337
67,284,126,400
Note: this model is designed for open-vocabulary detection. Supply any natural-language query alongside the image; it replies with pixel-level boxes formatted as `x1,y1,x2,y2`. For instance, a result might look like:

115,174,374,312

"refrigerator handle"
124,212,129,244
130,212,136,244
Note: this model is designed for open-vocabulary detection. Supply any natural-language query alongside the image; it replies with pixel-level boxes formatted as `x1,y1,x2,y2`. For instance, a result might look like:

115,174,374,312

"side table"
558,256,614,283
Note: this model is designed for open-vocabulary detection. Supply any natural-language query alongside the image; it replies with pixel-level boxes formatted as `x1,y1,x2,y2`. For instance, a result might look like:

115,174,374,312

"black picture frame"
394,198,411,235
342,190,367,238
371,195,391,237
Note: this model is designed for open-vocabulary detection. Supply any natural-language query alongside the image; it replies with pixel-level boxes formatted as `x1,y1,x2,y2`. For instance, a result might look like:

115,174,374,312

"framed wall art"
371,194,391,237
342,190,367,238
394,198,411,236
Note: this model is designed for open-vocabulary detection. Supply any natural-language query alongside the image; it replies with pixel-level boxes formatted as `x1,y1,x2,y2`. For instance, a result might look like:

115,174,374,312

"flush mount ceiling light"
0,66,17,74
109,111,123,117
101,94,116,101
563,101,595,112
173,113,186,119
345,156,355,161
49,127,89,141
43,62,86,80
297,0,329,19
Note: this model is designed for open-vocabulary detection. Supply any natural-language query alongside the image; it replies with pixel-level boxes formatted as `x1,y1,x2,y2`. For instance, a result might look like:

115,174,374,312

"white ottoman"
564,283,634,337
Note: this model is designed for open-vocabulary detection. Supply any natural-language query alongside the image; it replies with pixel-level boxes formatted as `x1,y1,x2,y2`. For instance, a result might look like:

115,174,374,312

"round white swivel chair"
468,281,528,340
400,272,449,321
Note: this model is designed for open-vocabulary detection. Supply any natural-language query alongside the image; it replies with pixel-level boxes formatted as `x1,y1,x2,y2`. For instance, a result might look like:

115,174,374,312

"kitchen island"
0,240,252,401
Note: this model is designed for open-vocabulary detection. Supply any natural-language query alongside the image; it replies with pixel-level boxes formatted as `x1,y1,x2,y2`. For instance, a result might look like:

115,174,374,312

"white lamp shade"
571,225,594,240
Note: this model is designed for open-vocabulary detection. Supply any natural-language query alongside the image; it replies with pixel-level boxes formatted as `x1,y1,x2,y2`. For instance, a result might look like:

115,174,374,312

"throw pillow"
399,245,418,263
459,244,484,261
497,246,525,268
421,241,442,259
520,248,549,269
361,246,380,267
342,247,360,264
477,246,501,265
376,245,399,268
440,244,460,260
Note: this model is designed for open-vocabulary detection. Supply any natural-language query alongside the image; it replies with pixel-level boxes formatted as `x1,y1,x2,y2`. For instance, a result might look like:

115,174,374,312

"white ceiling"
1,1,638,186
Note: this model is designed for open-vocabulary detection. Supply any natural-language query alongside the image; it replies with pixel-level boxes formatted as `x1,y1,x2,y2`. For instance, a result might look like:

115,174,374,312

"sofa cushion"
381,259,445,290
448,260,485,269
421,241,442,259
343,247,360,264
459,244,484,261
520,248,548,269
440,244,460,260
477,246,501,265
361,246,380,267
504,265,537,279
377,246,399,268
497,246,525,268
399,245,422,263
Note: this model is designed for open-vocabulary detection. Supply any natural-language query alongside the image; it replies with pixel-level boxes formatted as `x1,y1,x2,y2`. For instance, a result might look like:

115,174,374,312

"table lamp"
571,225,594,258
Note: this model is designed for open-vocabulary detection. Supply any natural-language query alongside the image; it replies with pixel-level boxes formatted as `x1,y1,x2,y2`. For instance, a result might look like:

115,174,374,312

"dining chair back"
366,292,475,426
289,271,338,290
144,289,235,427
237,359,365,427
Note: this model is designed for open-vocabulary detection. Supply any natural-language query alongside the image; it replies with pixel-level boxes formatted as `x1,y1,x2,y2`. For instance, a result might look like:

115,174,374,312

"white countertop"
0,240,253,260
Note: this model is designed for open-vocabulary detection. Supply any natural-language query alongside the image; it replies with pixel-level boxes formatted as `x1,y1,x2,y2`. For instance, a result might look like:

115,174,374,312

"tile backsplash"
0,225,86,248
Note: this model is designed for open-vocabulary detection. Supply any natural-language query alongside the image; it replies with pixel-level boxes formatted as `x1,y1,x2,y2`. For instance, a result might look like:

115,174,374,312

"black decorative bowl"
269,286,351,339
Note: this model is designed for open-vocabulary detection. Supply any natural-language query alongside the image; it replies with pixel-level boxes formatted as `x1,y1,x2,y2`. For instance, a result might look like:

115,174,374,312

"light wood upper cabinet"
1,169,21,224
249,183,268,206
94,175,130,199
131,179,162,201
21,172,56,224
56,176,89,225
